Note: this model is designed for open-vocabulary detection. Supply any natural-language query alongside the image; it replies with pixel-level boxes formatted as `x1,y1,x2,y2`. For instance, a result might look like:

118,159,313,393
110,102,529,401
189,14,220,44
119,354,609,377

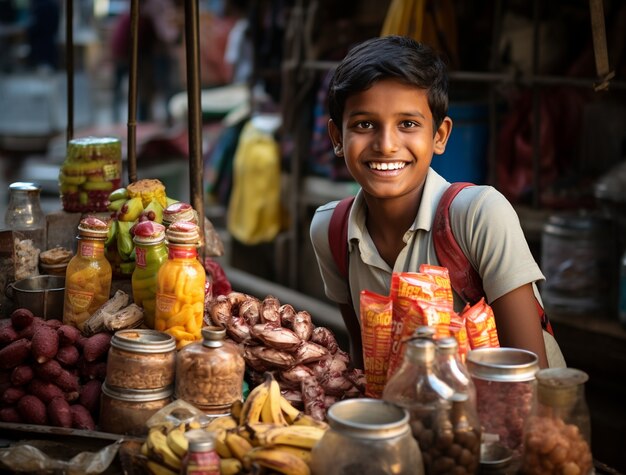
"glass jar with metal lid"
521,368,593,475
99,382,174,436
106,329,176,390
467,348,539,457
310,398,424,475
4,182,46,250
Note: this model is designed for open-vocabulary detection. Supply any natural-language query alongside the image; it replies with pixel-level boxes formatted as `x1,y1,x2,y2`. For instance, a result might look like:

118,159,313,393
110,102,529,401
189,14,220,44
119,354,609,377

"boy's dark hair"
327,35,449,132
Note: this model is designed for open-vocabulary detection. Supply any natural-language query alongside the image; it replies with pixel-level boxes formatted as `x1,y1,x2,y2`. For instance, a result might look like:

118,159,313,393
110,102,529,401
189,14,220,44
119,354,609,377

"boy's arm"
490,283,549,368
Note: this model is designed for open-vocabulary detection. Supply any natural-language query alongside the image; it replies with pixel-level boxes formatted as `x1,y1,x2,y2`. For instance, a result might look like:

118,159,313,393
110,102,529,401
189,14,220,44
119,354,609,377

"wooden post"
127,0,139,184
65,0,74,142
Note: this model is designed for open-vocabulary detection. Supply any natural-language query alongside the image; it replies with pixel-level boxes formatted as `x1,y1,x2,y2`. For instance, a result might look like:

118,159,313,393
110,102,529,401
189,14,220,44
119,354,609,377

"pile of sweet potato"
0,308,111,430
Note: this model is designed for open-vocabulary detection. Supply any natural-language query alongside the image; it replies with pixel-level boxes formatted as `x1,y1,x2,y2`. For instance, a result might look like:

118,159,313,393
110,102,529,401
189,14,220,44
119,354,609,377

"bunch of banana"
141,424,186,475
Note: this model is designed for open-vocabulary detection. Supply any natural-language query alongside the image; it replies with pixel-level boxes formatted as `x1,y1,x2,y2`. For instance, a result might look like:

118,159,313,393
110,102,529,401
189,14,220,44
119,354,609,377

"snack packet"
463,298,499,349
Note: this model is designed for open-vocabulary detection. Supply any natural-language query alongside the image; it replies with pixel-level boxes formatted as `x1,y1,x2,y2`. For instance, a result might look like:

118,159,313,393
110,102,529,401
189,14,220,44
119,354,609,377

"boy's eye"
355,121,374,129
401,120,418,128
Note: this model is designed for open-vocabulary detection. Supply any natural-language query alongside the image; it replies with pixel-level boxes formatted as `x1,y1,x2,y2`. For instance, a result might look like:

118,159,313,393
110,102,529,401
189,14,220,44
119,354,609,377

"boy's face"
329,78,451,201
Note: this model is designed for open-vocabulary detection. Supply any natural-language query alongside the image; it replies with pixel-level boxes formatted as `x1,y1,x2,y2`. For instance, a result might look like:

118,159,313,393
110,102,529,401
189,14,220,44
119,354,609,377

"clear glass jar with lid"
182,429,220,475
521,368,593,475
310,398,424,475
4,181,46,252
175,326,245,415
106,329,176,390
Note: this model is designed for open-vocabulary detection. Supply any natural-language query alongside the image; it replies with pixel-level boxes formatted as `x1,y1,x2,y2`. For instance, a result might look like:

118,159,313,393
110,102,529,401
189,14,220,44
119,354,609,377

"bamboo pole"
66,0,74,142
127,0,139,184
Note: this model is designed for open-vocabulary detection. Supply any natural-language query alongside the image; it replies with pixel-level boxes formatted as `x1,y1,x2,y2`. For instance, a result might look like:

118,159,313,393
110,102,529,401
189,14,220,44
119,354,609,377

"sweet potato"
28,379,64,403
75,335,88,350
82,332,111,362
0,324,18,345
16,317,45,339
34,359,63,381
70,404,96,431
31,324,59,364
44,319,63,330
10,308,34,330
47,397,72,428
56,345,80,367
0,338,31,369
56,369,79,393
78,359,107,381
10,365,34,386
78,379,101,415
57,325,81,346
18,394,48,425
0,407,21,423
2,386,26,404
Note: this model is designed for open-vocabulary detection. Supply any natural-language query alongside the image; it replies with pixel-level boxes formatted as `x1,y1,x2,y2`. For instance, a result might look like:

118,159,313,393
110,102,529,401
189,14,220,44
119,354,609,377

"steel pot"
7,275,65,320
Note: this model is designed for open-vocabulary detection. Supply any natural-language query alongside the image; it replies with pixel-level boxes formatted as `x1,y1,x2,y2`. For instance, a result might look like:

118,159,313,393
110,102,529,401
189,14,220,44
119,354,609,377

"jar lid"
133,221,166,245
536,367,588,407
9,182,41,192
101,382,174,401
413,325,436,339
163,202,197,226
67,136,122,160
111,329,176,353
327,398,410,440
166,221,201,246
436,336,458,354
466,347,539,382
202,326,226,348
185,429,215,452
405,338,436,363
77,216,109,239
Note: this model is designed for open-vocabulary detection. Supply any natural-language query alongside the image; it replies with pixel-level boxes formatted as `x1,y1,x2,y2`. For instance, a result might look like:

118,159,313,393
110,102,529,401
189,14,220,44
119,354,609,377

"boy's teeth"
369,162,406,170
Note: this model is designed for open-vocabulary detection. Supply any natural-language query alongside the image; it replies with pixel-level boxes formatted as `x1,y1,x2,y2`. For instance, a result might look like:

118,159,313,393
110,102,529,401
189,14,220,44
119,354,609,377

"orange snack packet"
463,298,500,349
360,289,394,398
449,311,469,362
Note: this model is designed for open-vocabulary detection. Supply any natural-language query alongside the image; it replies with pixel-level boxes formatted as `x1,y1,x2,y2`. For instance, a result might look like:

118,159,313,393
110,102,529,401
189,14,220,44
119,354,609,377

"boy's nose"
373,128,399,155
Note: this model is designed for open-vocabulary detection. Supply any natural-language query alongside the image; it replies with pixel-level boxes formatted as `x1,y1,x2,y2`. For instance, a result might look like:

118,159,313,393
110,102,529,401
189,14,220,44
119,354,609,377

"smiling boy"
310,35,564,370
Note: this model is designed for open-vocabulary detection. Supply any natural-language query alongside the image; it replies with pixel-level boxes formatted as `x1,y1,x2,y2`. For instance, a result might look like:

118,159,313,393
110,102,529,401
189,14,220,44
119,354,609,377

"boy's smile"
329,78,451,203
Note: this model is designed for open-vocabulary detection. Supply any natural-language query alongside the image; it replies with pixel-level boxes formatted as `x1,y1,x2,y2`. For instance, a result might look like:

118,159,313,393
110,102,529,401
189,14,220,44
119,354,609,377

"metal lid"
111,329,176,353
133,221,166,245
466,348,539,382
185,429,215,452
202,326,226,348
327,398,410,440
9,182,41,192
536,367,588,408
436,336,458,354
405,338,436,364
102,382,173,401
166,221,201,246
77,216,109,239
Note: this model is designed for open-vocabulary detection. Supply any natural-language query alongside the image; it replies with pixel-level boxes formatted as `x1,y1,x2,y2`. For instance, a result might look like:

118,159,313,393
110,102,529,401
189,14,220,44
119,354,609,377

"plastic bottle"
63,216,112,331
132,221,168,328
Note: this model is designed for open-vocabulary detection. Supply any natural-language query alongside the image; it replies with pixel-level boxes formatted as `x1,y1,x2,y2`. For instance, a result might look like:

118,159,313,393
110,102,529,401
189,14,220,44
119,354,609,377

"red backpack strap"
433,182,485,303
328,196,355,280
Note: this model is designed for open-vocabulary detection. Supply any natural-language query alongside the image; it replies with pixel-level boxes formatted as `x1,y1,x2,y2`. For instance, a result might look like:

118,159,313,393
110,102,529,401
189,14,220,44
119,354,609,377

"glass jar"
466,348,539,457
155,221,206,348
59,136,122,213
99,382,173,436
4,182,46,251
310,398,424,475
106,329,176,390
382,339,457,474
435,336,477,407
521,368,592,475
132,221,168,329
175,326,245,415
63,216,112,331
181,430,220,475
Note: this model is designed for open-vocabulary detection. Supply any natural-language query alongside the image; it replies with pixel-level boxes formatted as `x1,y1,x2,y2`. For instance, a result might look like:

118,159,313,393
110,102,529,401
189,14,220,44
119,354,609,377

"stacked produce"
206,292,366,420
0,308,111,429
142,373,328,475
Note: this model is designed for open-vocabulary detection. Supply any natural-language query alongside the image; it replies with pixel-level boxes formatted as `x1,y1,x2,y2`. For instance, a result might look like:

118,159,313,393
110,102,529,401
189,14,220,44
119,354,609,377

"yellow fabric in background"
227,120,282,245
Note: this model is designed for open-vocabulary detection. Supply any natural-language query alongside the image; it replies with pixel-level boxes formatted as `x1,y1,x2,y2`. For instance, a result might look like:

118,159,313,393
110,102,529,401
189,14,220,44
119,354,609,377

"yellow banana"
166,427,188,458
246,447,311,475
245,422,281,446
147,428,182,471
230,399,244,421
279,394,302,424
239,378,270,426
219,457,243,475
225,431,254,462
141,442,150,457
261,425,326,449
261,375,288,426
272,444,313,464
213,428,233,458
146,460,178,475
206,414,238,432
292,413,330,430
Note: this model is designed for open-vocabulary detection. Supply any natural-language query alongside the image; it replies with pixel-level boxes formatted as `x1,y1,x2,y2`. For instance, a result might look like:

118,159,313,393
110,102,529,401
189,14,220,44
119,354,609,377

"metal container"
310,398,424,475
7,275,65,320
467,348,539,458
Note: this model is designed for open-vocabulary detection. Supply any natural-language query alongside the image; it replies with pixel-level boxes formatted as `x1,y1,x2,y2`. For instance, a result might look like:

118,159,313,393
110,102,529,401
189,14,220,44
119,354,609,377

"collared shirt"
310,168,545,315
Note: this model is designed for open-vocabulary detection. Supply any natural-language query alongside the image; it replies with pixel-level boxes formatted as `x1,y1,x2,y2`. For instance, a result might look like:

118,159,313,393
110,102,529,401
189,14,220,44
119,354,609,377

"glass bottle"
521,368,593,475
63,216,112,331
155,221,206,348
435,336,477,407
382,339,455,475
132,221,168,329
310,398,424,475
4,182,46,251
175,326,245,415
182,430,220,474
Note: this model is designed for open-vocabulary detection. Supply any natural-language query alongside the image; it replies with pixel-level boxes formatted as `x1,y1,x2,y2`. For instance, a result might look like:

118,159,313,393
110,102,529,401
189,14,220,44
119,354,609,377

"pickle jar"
4,181,46,251
466,348,539,456
155,221,205,348
63,216,112,331
132,221,168,328
106,329,176,390
99,382,173,436
163,202,197,228
175,326,245,415
310,398,424,475
521,368,593,475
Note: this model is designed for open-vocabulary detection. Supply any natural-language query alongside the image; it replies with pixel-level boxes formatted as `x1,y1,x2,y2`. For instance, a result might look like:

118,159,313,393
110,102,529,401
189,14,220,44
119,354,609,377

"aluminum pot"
7,275,65,320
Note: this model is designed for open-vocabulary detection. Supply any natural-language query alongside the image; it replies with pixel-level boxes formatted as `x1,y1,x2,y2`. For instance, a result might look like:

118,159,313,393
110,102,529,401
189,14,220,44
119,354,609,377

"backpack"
328,182,553,357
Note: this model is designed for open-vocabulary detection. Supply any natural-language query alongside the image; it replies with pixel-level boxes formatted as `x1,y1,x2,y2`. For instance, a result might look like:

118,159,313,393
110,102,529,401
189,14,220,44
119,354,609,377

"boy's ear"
433,117,453,155
328,119,343,155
